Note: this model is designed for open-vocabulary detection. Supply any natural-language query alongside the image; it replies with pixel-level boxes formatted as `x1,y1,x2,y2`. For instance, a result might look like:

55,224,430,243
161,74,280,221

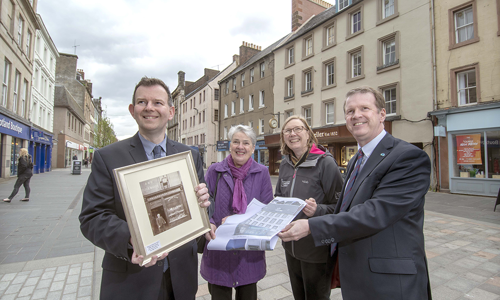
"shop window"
452,131,500,179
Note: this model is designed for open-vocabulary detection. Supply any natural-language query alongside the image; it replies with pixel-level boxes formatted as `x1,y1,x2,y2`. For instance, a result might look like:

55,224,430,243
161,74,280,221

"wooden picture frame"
113,151,210,266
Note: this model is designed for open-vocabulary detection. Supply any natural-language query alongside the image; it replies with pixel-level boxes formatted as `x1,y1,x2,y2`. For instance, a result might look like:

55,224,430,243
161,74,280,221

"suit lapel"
341,134,395,211
128,133,148,163
335,155,357,213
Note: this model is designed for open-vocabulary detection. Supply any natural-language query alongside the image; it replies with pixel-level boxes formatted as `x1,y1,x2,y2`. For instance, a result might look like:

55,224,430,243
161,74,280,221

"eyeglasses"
283,126,305,136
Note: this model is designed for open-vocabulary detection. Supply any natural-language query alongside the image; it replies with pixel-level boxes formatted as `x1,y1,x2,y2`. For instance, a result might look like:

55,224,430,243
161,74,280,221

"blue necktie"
331,149,364,255
153,145,162,159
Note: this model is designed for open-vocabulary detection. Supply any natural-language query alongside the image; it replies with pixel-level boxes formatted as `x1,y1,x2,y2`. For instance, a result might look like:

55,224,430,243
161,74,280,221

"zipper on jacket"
290,167,298,257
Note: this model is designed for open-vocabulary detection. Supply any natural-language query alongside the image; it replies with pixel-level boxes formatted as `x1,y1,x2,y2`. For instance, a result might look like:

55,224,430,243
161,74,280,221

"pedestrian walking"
3,148,33,203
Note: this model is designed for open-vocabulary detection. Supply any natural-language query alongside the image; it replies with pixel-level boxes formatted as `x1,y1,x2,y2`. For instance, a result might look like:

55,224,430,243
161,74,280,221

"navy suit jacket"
79,133,205,300
309,133,432,300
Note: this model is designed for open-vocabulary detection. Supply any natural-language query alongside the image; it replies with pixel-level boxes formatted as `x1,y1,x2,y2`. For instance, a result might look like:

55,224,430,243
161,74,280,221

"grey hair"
228,125,257,146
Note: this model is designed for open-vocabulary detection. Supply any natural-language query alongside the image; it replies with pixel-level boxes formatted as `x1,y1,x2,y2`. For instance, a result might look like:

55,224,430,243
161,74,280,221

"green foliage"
94,115,118,148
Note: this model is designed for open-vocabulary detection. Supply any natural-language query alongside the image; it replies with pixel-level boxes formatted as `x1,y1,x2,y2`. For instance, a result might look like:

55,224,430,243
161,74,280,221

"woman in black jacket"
3,148,33,202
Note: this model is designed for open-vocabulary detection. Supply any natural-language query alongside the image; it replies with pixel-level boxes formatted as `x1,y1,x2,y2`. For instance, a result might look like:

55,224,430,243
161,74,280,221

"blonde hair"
19,148,29,158
280,115,318,156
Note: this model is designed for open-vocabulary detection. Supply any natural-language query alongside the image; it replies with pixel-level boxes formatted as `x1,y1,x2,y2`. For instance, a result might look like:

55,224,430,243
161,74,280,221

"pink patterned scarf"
227,155,253,214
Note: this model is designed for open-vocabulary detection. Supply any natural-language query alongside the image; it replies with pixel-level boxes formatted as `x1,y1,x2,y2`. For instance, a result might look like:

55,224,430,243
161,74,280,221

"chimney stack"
178,71,185,88
239,41,261,65
291,0,332,32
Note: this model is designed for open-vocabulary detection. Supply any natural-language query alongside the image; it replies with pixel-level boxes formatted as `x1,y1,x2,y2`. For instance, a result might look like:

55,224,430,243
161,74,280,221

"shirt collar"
138,133,167,157
358,130,387,159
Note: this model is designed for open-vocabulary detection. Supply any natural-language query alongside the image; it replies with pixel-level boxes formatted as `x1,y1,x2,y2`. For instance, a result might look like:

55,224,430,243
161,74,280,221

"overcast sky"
37,0,293,140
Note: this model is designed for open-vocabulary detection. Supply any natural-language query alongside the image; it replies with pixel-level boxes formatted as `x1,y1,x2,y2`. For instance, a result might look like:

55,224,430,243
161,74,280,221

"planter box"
475,174,485,178
492,175,500,179
460,172,470,178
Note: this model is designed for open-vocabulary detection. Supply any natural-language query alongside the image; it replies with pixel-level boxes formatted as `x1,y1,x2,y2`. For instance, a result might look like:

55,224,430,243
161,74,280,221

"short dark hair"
132,77,173,107
344,86,385,113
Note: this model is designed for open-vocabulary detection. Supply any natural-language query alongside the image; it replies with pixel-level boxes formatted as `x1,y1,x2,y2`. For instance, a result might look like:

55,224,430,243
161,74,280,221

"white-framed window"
13,71,20,113
250,68,255,83
259,119,264,134
303,106,312,125
304,36,313,57
249,95,254,111
17,15,24,46
224,104,228,118
232,78,236,91
326,61,335,86
21,79,28,117
26,31,31,55
2,59,11,107
286,77,294,98
338,0,349,11
259,90,264,107
214,109,219,121
352,11,361,34
240,98,244,113
326,25,335,46
241,73,245,87
325,101,334,124
287,47,294,65
377,32,400,73
383,87,397,114
382,0,395,18
224,127,228,139
225,82,229,94
457,69,477,106
260,62,265,78
231,101,235,116
383,38,396,65
248,120,253,129
39,106,42,125
305,72,312,91
454,6,474,44
285,110,294,119
352,51,362,78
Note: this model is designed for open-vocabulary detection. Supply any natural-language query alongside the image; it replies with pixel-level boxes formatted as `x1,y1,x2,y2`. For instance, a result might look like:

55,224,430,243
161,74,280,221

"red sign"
456,134,482,165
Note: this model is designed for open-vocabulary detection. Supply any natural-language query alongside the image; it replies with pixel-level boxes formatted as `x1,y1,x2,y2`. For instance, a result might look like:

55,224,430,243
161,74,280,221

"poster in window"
456,134,482,165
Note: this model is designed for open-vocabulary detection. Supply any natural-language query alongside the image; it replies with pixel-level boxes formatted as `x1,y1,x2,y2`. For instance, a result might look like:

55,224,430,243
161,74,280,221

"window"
225,82,229,94
214,89,219,100
13,71,20,113
203,90,205,102
286,46,295,66
383,0,394,18
377,0,399,24
347,46,364,82
377,32,400,73
449,3,479,49
285,76,294,99
199,93,202,104
324,101,335,124
26,31,31,56
224,127,228,139
203,110,205,122
2,59,11,107
303,36,313,58
338,0,349,11
231,101,235,115
302,106,312,125
323,20,337,50
259,91,264,108
214,109,219,121
250,68,255,83
346,5,364,39
285,110,294,119
21,79,28,117
199,113,201,124
241,73,245,87
323,58,336,89
450,64,480,106
302,67,314,95
379,82,400,115
249,95,254,111
260,62,265,78
224,104,228,118
190,99,192,109
17,15,24,46
232,78,236,91
240,98,244,113
248,121,253,129
259,119,264,134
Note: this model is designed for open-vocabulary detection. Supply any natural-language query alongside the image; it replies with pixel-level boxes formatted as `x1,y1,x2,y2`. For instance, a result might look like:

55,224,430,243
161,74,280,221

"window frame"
17,15,24,46
225,82,229,95
338,0,349,11
250,68,255,83
346,46,365,83
379,82,400,116
448,1,479,50
260,62,265,78
301,67,314,96
286,45,295,67
302,35,314,60
26,30,32,56
259,119,264,134
377,31,400,73
224,104,228,118
285,75,295,101
322,19,337,51
259,90,265,108
302,105,312,126
450,64,481,107
346,4,364,40
323,99,335,125
231,101,236,116
13,70,20,113
232,78,237,91
240,98,244,113
285,109,294,120
249,94,254,111
241,73,245,87
2,59,11,107
322,57,336,90
377,0,399,25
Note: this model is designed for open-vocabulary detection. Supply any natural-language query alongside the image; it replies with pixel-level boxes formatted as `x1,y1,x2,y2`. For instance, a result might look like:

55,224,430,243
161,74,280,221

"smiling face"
129,85,174,144
344,92,386,147
283,119,310,158
230,131,255,168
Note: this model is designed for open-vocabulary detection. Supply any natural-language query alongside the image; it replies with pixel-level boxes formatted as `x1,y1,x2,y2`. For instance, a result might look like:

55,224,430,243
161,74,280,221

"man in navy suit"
279,86,432,300
79,77,210,299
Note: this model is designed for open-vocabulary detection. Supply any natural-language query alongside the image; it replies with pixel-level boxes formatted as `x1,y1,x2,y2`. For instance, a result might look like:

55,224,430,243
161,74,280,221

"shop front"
0,114,31,178
65,140,84,168
264,122,393,176
30,128,53,174
254,140,269,168
216,140,230,162
430,103,500,197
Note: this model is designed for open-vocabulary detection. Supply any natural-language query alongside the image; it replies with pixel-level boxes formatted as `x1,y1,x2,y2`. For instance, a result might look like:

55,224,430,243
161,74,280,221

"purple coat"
200,157,274,288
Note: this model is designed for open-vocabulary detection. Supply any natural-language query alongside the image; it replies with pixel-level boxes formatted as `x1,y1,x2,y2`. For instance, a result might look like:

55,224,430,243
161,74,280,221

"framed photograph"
113,151,210,266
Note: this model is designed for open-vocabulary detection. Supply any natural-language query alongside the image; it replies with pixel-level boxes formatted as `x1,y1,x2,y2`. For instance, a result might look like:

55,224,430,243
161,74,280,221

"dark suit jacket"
309,133,432,300
79,133,205,300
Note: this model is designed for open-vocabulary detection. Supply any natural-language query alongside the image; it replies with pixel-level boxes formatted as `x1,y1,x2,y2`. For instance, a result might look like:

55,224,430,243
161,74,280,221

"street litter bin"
72,160,82,175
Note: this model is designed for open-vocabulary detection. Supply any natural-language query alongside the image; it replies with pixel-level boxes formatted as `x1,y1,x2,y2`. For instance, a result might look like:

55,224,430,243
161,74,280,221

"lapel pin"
380,153,386,157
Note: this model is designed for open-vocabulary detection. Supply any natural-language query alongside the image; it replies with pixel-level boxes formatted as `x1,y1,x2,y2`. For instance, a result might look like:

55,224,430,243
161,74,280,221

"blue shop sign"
217,140,230,151
0,114,30,140
31,129,53,145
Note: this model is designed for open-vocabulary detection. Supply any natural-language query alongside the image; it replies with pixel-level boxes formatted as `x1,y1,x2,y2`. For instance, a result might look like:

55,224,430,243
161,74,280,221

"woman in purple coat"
201,125,274,300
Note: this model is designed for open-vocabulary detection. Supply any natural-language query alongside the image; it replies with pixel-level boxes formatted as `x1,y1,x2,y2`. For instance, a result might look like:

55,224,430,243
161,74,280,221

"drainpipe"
431,0,440,191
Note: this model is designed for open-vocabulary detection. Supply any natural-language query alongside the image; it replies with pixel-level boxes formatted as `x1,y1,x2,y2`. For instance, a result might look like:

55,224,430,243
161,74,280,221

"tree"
94,115,118,148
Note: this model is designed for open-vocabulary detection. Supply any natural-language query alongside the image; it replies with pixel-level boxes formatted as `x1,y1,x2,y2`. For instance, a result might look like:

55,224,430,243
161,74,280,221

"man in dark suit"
79,77,210,300
279,86,432,300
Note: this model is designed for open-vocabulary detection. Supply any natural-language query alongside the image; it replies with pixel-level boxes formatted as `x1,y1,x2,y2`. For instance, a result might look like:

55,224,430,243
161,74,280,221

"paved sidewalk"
0,169,499,299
